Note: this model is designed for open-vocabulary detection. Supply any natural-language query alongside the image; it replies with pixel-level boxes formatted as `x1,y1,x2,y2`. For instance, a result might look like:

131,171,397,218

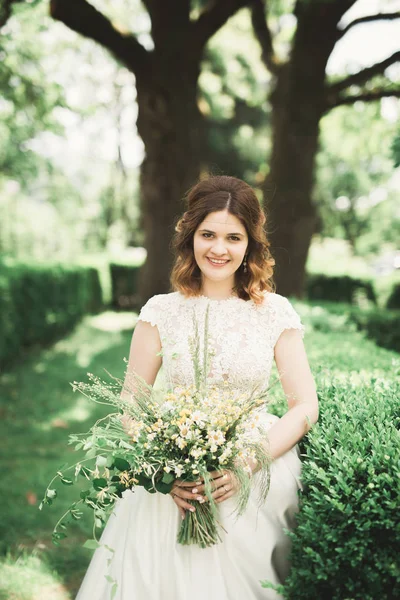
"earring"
243,255,247,273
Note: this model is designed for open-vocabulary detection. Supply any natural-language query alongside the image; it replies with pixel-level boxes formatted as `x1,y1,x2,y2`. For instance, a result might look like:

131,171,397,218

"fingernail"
195,480,202,485
199,498,205,504
192,488,198,494
196,496,203,501
190,507,195,512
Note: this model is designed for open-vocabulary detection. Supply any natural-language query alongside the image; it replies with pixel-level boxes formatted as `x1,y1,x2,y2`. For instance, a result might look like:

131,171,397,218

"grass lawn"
0,303,398,599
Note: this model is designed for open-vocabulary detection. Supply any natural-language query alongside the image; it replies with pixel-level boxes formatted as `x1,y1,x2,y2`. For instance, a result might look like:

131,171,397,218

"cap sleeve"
137,295,162,328
270,294,305,347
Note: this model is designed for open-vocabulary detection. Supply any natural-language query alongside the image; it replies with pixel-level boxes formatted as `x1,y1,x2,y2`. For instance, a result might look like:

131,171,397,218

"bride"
75,175,318,599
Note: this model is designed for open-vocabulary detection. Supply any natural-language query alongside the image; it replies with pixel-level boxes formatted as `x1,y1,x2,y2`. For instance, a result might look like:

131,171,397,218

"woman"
75,175,318,600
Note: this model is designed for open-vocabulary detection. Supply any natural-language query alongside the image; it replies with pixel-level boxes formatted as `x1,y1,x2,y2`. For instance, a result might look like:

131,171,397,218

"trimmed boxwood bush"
301,301,400,354
0,267,20,364
262,376,400,599
306,274,377,305
350,309,400,354
110,263,141,310
0,262,103,369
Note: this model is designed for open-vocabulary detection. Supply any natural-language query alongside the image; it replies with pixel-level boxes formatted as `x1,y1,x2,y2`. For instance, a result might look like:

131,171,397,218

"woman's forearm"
267,402,318,460
249,402,318,473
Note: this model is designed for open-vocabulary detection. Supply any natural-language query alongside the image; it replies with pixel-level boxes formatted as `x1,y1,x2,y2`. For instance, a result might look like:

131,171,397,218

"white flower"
208,429,225,446
176,437,187,450
190,447,204,459
179,421,193,439
191,410,207,427
175,465,184,478
218,446,233,463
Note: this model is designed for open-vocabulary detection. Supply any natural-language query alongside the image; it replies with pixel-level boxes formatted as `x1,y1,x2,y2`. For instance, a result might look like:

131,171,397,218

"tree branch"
337,12,400,39
294,0,356,21
190,0,250,54
142,0,190,47
328,51,400,94
49,0,149,75
327,87,400,109
251,0,279,75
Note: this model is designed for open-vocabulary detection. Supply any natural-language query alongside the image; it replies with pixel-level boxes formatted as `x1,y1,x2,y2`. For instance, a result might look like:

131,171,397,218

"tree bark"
266,68,324,298
255,0,400,297
135,54,205,304
48,0,249,305
261,1,355,297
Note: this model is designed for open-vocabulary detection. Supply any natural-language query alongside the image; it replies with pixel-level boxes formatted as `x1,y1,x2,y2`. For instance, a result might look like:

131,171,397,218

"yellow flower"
119,471,137,487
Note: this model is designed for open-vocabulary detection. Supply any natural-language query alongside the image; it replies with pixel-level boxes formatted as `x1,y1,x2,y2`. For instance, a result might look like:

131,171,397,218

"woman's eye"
202,233,240,241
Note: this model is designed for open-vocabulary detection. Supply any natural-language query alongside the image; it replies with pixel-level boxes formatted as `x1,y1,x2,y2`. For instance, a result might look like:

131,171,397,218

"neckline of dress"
176,291,249,304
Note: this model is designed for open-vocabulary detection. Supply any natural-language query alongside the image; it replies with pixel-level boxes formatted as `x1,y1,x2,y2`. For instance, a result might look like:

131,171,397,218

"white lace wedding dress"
75,291,305,600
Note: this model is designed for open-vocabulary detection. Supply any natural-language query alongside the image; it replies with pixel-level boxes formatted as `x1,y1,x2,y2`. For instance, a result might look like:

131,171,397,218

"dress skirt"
75,413,303,600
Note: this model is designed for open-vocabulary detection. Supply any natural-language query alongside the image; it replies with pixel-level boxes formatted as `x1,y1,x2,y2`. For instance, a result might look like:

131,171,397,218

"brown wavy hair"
169,175,275,305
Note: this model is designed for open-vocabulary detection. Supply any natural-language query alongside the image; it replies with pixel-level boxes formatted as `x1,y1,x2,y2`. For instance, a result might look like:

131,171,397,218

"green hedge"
262,376,400,599
303,302,400,354
110,263,141,310
351,309,400,354
306,274,377,305
0,261,103,369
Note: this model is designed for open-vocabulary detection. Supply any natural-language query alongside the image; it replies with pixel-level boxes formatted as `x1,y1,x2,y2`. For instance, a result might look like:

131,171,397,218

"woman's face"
193,210,248,285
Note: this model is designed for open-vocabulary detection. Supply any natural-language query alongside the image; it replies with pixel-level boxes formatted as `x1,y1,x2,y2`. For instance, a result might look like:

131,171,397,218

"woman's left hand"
177,470,240,504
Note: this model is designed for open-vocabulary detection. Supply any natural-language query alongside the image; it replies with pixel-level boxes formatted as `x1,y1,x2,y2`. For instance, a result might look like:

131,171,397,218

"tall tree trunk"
266,67,324,298
47,0,251,304
263,2,347,298
136,59,204,304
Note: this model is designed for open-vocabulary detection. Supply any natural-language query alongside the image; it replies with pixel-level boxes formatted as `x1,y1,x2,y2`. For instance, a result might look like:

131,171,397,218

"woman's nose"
211,239,228,254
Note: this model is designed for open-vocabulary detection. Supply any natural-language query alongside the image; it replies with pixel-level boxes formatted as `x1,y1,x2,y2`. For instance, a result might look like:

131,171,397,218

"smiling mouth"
206,257,230,266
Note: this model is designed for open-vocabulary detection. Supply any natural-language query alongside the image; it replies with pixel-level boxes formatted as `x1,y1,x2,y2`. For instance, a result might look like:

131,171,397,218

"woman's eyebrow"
198,229,245,236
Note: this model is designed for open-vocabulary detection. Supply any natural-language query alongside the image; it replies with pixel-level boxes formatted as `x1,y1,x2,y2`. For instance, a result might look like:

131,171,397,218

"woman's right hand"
169,479,205,520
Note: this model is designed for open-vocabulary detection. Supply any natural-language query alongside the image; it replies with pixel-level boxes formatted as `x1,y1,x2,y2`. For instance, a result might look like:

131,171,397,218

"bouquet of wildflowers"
40,305,272,549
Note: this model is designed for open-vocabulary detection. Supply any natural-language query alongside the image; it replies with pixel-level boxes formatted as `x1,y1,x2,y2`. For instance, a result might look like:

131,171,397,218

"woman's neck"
200,280,236,300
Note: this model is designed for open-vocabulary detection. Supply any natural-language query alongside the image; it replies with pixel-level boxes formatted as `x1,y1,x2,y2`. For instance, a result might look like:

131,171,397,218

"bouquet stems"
177,501,225,548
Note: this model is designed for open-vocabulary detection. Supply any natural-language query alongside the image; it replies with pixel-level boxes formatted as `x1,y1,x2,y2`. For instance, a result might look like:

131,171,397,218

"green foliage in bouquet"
40,304,273,550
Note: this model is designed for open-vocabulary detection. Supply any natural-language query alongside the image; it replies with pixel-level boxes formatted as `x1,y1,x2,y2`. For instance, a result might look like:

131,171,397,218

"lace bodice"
137,291,305,395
